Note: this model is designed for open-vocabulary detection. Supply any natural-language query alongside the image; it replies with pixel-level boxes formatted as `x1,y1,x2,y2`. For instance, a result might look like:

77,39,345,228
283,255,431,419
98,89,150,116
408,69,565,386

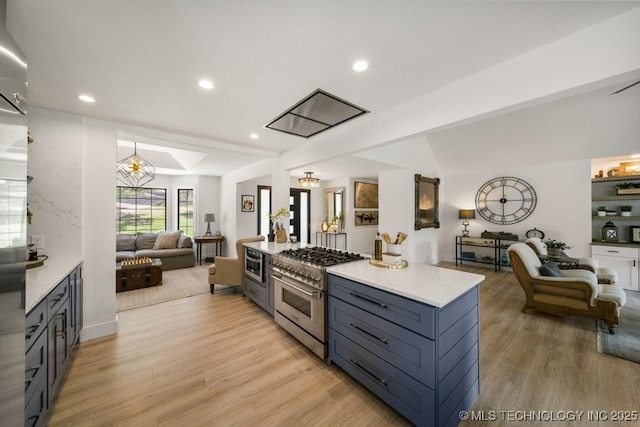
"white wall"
27,108,82,259
441,159,592,263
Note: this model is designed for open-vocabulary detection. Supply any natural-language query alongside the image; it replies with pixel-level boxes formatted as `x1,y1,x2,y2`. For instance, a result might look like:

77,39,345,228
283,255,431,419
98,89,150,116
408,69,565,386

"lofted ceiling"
6,1,640,179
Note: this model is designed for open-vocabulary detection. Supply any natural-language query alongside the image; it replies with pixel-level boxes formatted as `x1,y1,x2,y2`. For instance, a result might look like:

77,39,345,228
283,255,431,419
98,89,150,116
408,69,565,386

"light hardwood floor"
48,263,640,427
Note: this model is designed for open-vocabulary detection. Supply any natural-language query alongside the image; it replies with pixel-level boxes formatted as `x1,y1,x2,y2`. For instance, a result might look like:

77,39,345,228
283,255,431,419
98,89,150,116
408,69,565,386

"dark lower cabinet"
328,274,479,427
243,253,274,316
25,264,82,426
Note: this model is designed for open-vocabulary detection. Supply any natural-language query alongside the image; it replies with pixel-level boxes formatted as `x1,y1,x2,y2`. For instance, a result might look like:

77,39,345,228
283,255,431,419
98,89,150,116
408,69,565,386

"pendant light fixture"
116,142,156,187
298,171,319,188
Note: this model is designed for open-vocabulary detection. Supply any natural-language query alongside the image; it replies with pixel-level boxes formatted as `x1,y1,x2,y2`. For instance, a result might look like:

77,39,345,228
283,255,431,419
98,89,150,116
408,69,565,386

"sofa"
116,231,195,270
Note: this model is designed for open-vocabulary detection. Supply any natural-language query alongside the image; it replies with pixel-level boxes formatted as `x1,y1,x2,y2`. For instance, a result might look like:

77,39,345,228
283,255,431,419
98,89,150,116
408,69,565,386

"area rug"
597,290,640,364
116,264,212,311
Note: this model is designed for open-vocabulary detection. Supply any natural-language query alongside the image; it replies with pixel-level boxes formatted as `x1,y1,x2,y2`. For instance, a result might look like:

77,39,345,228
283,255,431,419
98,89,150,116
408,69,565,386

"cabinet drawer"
328,296,435,388
328,274,435,339
244,276,266,307
26,299,47,352
25,329,47,405
47,276,70,321
329,330,435,426
25,375,47,427
591,245,639,258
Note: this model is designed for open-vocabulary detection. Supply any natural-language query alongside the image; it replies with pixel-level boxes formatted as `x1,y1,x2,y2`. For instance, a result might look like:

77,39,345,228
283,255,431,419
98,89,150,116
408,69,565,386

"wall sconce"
458,209,476,237
203,213,216,236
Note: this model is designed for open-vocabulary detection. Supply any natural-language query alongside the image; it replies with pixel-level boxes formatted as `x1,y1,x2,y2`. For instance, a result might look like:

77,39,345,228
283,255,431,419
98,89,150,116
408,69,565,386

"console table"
315,232,347,249
194,235,225,265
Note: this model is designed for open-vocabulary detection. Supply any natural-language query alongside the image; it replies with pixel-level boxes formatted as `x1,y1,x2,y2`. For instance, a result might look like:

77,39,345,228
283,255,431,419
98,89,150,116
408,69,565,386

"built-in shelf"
592,174,640,183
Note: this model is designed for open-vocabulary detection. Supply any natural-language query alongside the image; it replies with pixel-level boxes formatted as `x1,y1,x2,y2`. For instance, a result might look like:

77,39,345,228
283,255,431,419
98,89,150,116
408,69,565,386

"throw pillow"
136,233,158,249
153,231,181,249
177,234,193,248
116,234,136,251
539,260,562,277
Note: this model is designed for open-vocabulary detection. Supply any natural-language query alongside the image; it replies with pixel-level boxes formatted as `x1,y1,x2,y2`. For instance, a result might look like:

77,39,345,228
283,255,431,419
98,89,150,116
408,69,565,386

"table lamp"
458,209,476,237
203,213,215,236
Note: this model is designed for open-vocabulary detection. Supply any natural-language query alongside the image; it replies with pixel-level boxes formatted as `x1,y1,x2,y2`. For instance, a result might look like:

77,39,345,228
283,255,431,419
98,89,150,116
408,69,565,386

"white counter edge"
26,256,83,313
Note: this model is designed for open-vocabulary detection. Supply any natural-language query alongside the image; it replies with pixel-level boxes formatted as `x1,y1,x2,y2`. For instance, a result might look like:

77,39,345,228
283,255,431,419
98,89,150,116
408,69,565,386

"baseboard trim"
80,317,118,342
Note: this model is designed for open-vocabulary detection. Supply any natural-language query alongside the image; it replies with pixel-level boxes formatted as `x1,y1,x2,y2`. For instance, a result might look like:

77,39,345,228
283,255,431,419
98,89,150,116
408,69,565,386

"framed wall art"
354,210,378,226
354,181,378,208
620,161,640,176
631,226,640,243
241,195,254,212
414,174,440,230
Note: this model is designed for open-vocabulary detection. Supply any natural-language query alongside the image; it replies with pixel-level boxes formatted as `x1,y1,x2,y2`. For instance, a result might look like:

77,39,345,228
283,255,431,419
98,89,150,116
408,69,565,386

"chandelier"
298,171,319,188
116,142,156,187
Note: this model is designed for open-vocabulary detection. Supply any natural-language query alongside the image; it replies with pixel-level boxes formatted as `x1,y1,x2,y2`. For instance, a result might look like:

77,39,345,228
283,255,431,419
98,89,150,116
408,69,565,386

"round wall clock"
475,176,537,225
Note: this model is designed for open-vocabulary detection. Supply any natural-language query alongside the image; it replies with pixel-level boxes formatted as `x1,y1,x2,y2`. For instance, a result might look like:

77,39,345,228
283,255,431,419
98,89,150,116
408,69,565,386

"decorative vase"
321,220,329,232
622,211,631,217
547,248,562,257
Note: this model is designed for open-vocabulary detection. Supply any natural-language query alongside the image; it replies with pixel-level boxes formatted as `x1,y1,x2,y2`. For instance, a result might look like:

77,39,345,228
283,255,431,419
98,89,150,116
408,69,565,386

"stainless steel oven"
244,247,264,283
273,273,326,360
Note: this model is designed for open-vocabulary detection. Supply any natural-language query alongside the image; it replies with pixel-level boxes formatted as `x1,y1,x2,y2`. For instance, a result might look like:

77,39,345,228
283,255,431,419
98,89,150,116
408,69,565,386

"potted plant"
621,205,632,217
544,239,572,257
597,206,607,217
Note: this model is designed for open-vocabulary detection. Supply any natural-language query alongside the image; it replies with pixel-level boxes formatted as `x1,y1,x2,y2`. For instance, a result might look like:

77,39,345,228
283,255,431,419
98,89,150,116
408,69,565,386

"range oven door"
244,248,264,283
273,274,325,341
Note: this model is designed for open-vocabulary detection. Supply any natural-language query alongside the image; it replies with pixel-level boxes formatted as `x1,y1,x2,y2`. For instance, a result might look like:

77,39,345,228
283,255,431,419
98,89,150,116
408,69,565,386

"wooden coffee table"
115,258,163,292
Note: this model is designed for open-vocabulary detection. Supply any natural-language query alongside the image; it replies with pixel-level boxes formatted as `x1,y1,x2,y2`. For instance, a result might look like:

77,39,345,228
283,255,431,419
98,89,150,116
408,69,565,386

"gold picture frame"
414,174,440,230
354,181,378,208
619,161,640,176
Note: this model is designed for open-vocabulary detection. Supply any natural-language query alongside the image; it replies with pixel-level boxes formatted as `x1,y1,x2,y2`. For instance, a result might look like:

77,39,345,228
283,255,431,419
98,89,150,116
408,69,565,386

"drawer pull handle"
351,323,388,344
25,321,43,339
607,250,619,253
350,292,388,309
248,289,258,297
351,358,388,386
25,364,43,373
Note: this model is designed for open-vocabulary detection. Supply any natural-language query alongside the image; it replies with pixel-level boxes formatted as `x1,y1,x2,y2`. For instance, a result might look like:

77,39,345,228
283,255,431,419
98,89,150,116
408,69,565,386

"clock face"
475,177,537,225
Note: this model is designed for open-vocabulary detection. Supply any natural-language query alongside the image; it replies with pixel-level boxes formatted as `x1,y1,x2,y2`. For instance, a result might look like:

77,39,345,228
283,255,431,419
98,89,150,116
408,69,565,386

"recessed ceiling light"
352,60,368,72
250,133,259,139
198,79,214,90
78,94,95,103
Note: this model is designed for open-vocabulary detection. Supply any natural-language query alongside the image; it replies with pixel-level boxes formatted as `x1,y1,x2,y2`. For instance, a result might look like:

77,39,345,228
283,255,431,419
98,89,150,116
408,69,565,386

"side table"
194,235,225,265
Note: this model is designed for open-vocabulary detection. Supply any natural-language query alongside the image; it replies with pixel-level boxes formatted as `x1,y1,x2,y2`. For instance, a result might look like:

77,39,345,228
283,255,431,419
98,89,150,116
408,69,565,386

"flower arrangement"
544,239,572,250
268,207,290,222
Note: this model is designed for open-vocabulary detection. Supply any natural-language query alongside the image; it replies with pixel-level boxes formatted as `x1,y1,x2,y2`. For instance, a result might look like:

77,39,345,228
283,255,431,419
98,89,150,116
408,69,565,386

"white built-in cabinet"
591,245,639,291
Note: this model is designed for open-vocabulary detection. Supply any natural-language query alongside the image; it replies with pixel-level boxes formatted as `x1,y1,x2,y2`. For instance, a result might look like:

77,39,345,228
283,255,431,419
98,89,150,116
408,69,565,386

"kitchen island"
327,260,484,427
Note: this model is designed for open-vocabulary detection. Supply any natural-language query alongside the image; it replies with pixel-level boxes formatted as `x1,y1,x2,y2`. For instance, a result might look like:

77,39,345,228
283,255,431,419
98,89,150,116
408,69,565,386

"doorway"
289,189,310,243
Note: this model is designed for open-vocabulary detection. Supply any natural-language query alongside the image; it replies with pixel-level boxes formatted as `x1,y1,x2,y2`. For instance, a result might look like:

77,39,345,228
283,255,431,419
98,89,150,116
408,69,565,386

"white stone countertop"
26,256,82,313
327,259,484,308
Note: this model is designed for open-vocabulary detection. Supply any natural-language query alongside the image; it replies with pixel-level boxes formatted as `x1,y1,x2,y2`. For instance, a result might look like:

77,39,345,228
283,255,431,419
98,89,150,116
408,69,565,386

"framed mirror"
415,174,440,230
324,186,344,225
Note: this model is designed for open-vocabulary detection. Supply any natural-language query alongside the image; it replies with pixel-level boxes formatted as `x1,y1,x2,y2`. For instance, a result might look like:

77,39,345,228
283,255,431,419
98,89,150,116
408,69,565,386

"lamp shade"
459,209,476,220
203,213,216,223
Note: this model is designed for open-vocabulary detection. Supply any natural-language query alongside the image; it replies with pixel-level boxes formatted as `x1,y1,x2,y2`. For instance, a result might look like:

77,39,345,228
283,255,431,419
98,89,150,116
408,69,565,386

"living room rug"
597,290,640,364
117,264,215,311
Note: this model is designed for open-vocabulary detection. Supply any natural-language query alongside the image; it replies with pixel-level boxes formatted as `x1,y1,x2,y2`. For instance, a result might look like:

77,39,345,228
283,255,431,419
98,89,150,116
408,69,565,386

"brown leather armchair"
208,235,265,293
508,243,626,333
525,237,618,284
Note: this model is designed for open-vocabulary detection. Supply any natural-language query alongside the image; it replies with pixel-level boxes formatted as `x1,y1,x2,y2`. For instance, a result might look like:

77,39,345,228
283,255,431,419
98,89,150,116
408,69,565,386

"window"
116,187,166,233
177,189,194,237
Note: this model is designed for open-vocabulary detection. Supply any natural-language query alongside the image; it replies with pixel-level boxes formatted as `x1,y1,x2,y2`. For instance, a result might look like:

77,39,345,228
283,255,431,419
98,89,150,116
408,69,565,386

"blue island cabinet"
328,273,479,427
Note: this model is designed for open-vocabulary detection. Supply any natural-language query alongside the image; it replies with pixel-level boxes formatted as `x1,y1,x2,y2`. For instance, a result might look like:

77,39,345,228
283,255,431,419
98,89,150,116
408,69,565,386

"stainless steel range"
272,246,364,361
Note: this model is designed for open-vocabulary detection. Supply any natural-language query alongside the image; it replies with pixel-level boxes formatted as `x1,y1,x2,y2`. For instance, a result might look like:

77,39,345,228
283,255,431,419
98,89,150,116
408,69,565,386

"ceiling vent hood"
265,89,368,138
